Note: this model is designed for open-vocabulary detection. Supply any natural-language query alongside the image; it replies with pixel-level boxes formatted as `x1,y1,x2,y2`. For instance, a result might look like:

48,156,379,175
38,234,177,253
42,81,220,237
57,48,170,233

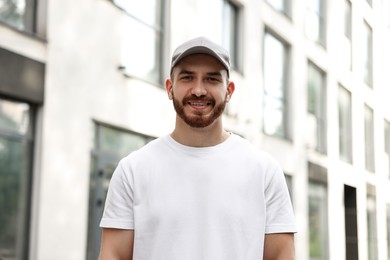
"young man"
99,37,297,260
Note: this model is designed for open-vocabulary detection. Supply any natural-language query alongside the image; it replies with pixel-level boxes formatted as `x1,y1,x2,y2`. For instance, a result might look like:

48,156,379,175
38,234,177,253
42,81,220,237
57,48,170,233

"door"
86,123,153,260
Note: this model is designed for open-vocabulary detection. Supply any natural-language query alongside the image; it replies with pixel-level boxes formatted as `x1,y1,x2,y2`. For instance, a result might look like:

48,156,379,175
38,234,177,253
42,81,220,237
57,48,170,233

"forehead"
173,54,226,74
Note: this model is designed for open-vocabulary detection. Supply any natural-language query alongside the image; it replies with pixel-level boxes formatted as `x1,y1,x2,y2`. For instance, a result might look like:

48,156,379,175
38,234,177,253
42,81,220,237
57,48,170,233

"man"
99,37,297,260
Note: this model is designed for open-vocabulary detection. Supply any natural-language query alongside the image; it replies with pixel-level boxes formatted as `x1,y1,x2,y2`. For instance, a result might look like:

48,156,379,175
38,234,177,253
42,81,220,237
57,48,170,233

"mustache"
181,95,216,105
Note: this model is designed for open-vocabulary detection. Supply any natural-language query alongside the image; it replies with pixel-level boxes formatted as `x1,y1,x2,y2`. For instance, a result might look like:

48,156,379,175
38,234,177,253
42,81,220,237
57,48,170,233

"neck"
170,116,230,147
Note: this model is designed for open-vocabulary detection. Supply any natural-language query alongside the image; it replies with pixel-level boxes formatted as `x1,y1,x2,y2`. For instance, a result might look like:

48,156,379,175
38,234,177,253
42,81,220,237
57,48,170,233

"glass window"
86,123,153,260
344,0,352,40
305,0,326,45
115,0,164,84
387,204,390,260
0,98,34,260
362,21,373,86
342,0,352,70
263,32,289,138
266,0,290,16
309,181,329,260
367,191,378,260
0,0,36,32
344,185,359,260
385,120,390,176
338,85,353,163
307,62,327,154
364,105,375,172
223,0,240,70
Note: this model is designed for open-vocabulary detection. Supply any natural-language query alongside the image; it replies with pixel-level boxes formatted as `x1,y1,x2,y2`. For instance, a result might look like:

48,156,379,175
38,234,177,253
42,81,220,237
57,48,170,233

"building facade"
0,0,390,259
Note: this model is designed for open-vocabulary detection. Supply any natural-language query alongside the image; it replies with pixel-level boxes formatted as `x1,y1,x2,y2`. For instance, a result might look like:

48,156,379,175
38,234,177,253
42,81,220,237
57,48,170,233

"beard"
172,92,227,128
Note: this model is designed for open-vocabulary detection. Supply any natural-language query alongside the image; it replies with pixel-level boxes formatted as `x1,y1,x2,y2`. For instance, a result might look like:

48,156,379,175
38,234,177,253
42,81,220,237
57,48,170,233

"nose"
191,80,207,97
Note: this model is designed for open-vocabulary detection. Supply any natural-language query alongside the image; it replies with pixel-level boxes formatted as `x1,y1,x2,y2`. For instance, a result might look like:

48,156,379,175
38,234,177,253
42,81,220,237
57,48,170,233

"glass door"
86,123,153,260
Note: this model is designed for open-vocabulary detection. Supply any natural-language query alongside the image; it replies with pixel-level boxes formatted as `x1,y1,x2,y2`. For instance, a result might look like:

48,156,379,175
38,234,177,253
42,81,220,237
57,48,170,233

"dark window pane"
0,98,32,260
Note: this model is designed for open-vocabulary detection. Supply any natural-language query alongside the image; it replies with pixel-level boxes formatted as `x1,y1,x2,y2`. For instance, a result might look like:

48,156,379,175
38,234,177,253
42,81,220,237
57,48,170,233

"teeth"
189,102,207,106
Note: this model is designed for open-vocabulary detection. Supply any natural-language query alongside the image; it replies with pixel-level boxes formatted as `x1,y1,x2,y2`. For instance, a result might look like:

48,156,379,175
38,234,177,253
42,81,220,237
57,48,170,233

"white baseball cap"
170,37,230,76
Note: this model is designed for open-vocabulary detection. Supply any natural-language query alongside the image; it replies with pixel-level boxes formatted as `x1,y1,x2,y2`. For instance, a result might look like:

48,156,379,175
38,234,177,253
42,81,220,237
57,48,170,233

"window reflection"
362,21,373,86
367,191,378,260
307,62,327,154
115,0,163,84
263,32,288,138
0,0,26,29
0,98,32,260
114,0,160,26
338,86,352,163
364,105,375,172
0,98,30,135
267,0,288,14
223,0,240,70
309,181,328,260
305,0,325,45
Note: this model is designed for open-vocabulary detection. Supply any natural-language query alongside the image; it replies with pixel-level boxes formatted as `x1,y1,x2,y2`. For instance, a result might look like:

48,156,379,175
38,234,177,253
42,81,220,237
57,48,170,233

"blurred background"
0,0,390,259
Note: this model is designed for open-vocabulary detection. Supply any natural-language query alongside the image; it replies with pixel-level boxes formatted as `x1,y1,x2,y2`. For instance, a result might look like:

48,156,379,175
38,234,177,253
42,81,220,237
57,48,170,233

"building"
0,0,390,259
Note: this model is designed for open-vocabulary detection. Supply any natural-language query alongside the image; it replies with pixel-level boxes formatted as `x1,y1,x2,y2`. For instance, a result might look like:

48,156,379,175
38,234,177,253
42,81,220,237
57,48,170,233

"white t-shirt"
100,134,297,259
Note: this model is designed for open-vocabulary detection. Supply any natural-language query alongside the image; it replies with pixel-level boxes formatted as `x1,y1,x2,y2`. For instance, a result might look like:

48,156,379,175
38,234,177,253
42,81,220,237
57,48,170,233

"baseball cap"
170,37,230,76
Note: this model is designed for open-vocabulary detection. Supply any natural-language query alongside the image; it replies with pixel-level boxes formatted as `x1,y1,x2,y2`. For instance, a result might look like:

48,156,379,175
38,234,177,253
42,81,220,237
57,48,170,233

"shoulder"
230,134,280,167
118,135,169,166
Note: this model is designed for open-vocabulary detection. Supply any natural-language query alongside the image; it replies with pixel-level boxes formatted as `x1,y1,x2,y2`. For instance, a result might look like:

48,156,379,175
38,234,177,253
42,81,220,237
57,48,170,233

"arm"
99,228,134,260
263,233,295,260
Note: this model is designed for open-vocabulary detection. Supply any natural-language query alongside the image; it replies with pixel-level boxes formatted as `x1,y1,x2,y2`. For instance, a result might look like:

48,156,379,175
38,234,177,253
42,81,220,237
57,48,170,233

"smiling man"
99,37,297,260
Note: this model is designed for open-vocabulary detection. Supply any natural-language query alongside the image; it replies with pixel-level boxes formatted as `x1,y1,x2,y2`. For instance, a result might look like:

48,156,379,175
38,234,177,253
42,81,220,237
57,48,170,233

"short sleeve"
264,164,297,234
100,159,135,230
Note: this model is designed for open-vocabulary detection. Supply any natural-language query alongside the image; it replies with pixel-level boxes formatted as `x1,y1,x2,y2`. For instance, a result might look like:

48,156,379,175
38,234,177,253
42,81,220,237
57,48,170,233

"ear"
165,78,173,100
225,81,235,102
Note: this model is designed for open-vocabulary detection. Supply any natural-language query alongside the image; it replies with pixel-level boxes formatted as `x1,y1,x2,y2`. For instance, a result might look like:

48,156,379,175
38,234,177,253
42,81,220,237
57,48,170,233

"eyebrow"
177,70,223,77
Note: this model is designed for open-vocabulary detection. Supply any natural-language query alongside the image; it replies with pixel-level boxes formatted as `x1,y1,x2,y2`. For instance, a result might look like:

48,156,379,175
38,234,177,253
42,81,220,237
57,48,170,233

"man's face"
166,54,234,128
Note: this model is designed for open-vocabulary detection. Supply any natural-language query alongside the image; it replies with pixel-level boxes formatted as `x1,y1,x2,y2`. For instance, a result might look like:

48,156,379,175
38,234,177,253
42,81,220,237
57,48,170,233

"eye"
180,75,193,81
206,77,221,83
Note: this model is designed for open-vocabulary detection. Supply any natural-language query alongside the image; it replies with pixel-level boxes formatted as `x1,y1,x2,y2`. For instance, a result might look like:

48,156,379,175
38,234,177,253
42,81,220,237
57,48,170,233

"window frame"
305,0,327,46
338,85,353,163
222,0,242,72
362,20,373,87
364,104,375,172
262,30,290,139
385,120,390,177
0,97,35,260
307,61,327,154
112,0,166,86
308,162,329,260
0,0,39,35
266,0,291,17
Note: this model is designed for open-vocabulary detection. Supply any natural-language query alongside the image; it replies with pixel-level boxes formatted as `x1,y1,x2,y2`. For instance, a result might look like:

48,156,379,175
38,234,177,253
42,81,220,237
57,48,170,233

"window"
115,0,164,84
362,21,373,86
309,181,329,260
266,0,290,16
385,120,390,176
387,204,390,260
86,123,153,260
344,185,359,260
0,0,37,33
307,62,327,154
223,0,240,71
367,187,378,260
263,31,289,138
364,105,375,172
0,97,34,260
305,0,326,45
342,0,352,69
338,85,352,163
